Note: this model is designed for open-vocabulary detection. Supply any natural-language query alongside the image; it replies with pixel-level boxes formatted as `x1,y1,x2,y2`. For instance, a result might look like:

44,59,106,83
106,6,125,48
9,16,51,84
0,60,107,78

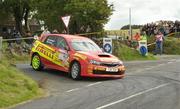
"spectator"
133,32,141,41
141,31,147,41
141,20,180,37
14,31,22,44
131,33,140,49
155,31,164,55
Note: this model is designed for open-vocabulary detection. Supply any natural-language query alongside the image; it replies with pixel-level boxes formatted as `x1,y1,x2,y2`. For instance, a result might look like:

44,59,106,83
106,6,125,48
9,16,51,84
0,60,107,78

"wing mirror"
33,35,39,40
101,48,104,52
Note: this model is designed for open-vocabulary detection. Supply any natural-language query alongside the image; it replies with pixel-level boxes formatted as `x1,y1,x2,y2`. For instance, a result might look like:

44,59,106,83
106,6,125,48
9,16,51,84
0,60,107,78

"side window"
56,37,68,50
44,36,57,47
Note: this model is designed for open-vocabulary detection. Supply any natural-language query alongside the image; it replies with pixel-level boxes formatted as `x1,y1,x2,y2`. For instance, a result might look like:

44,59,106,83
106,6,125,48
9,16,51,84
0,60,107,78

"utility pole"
129,8,132,40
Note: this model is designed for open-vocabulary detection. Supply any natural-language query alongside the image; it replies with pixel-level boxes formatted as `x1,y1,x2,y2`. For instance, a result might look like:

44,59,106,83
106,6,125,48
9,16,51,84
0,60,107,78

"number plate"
106,67,118,72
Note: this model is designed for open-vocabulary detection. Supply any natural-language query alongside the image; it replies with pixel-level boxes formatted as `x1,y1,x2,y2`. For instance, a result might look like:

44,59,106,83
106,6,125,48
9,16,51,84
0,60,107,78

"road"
13,55,180,109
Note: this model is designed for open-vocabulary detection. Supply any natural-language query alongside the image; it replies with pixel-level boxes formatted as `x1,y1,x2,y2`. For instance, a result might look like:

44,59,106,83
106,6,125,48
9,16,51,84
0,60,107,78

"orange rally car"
30,34,125,80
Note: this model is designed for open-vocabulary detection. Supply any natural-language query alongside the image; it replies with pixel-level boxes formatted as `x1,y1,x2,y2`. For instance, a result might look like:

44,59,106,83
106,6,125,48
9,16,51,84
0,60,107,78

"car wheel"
31,54,43,71
70,62,81,80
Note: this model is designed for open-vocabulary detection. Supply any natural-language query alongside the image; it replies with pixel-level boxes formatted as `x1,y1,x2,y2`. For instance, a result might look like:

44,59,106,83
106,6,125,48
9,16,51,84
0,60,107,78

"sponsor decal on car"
33,42,69,68
36,44,54,59
74,53,87,60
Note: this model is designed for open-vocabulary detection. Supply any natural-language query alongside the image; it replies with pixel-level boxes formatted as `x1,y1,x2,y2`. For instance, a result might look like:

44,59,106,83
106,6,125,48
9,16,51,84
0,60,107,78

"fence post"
0,37,2,60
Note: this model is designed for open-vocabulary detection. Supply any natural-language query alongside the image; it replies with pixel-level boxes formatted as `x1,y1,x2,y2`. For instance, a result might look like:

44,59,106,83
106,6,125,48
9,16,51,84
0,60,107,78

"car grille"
100,62,120,67
93,70,124,75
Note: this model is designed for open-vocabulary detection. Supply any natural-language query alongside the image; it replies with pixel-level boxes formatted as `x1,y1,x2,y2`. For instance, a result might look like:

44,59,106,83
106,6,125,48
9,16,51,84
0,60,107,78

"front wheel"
70,62,81,80
31,54,43,71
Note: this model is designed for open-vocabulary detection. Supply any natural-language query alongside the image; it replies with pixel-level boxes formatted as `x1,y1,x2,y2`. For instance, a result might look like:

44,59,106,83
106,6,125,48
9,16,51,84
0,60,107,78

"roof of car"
47,34,90,40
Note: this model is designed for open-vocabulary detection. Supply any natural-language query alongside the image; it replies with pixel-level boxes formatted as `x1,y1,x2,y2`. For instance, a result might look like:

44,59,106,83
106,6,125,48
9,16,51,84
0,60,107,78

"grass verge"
163,37,180,54
113,42,156,61
0,58,43,108
4,53,30,63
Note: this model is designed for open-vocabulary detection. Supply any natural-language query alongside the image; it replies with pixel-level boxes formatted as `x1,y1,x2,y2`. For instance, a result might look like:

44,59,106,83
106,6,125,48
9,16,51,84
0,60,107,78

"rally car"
30,34,125,80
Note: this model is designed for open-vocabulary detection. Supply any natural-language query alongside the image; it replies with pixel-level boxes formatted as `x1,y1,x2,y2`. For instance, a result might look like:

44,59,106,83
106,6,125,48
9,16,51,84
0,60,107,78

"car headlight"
118,61,123,65
89,60,101,65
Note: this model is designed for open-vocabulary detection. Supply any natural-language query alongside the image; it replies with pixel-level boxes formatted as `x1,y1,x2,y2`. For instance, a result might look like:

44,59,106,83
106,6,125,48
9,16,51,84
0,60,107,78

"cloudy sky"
105,0,180,30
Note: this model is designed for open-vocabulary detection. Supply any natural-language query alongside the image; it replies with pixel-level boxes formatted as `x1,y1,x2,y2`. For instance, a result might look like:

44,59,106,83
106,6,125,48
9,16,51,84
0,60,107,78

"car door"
41,35,57,68
53,36,70,71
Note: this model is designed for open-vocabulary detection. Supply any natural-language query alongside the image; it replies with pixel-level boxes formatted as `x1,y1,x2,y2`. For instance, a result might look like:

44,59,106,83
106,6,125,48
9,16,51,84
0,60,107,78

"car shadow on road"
43,68,120,82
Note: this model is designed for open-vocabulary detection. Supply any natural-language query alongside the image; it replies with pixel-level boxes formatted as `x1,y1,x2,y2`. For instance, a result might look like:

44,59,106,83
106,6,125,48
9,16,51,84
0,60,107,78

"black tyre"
70,61,81,80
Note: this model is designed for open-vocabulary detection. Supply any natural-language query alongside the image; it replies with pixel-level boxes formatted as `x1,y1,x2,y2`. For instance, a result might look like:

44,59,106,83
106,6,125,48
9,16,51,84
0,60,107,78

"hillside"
0,59,43,108
113,41,155,61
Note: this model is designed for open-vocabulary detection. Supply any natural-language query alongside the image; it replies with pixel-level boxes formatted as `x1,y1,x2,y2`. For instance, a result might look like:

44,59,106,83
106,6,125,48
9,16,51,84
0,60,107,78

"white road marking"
86,82,102,87
170,59,176,62
144,67,153,70
66,88,80,93
167,62,173,64
96,83,171,109
175,59,180,62
136,69,143,72
158,64,165,66
65,82,102,93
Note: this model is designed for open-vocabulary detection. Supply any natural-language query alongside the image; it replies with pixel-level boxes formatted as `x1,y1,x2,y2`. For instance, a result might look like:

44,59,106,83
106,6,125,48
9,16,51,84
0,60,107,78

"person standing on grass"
155,31,164,55
133,32,141,41
132,32,141,49
141,31,147,41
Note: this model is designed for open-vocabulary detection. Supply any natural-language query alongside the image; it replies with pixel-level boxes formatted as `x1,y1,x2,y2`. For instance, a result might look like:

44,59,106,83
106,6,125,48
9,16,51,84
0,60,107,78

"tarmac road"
13,55,180,109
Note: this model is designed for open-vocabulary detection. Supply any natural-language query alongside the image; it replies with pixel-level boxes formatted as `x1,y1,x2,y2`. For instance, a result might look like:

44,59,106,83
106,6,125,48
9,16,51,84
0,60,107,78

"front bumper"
81,64,125,78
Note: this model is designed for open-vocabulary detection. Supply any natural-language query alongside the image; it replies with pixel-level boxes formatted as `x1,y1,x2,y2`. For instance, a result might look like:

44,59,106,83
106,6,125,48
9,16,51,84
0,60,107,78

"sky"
105,0,180,30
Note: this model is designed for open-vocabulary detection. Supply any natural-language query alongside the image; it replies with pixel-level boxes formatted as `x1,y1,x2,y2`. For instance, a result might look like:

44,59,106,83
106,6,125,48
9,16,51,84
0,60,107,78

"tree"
121,24,142,30
0,0,11,25
33,0,67,32
0,0,33,34
34,0,113,34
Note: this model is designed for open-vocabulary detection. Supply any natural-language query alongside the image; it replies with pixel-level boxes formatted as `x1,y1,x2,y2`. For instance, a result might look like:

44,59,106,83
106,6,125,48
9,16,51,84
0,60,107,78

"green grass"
106,29,140,37
166,32,180,38
2,42,30,62
113,41,156,61
4,53,30,63
0,58,43,108
163,37,180,54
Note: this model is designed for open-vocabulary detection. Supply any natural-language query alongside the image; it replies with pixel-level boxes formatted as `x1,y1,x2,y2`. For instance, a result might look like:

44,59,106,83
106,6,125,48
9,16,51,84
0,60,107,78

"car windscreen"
71,39,102,52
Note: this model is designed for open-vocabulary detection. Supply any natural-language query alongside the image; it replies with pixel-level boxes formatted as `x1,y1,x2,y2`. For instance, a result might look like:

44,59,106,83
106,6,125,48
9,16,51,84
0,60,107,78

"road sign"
140,46,147,56
103,38,112,54
138,40,148,56
61,16,71,28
